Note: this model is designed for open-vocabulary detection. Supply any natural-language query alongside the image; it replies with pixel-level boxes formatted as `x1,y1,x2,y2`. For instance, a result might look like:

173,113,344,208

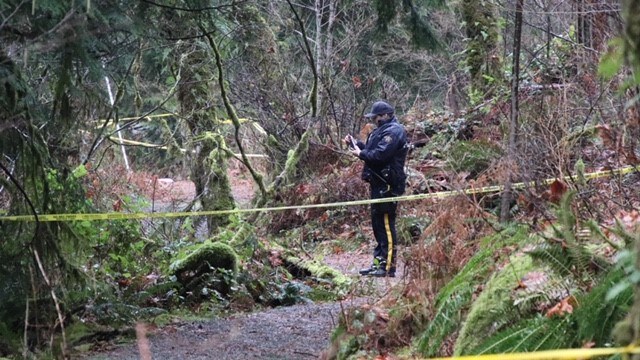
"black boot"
359,265,378,275
369,262,395,277
369,268,395,277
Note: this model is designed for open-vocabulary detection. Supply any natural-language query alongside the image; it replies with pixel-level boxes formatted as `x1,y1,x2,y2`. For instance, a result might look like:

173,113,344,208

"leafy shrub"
446,140,502,178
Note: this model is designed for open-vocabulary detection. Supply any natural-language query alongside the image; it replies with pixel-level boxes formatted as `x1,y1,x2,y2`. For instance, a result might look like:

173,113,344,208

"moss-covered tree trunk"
623,0,640,167
177,46,235,235
461,0,503,100
195,132,235,232
500,0,522,223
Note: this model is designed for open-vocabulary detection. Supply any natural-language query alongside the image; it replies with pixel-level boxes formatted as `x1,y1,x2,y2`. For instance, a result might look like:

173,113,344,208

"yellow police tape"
429,344,640,360
93,112,249,124
107,136,269,158
0,166,636,222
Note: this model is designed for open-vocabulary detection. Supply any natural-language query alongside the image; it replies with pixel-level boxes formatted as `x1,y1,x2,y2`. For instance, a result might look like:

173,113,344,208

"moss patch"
170,241,239,277
447,140,502,178
454,255,535,355
284,255,351,292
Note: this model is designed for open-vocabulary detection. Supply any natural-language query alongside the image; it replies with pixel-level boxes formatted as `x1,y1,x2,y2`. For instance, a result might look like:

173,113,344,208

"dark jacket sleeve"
358,126,402,165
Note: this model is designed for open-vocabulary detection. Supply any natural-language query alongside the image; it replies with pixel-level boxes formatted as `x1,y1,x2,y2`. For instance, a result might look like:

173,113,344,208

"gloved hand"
344,135,361,157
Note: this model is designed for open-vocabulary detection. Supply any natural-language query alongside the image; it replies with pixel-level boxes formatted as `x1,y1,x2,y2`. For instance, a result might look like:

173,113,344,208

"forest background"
1,0,640,359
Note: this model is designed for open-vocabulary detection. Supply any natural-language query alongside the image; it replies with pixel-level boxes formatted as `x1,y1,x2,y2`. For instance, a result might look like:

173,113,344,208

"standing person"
344,101,408,277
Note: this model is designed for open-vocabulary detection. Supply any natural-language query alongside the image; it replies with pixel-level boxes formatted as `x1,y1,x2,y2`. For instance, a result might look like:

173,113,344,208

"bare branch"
140,0,247,12
0,0,28,32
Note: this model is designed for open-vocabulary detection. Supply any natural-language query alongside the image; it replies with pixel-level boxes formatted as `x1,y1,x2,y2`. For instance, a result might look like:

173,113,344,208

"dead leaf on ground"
514,280,527,290
374,354,399,360
545,296,576,318
352,76,362,89
337,230,357,240
547,179,568,203
268,250,283,267
361,304,390,322
595,124,616,149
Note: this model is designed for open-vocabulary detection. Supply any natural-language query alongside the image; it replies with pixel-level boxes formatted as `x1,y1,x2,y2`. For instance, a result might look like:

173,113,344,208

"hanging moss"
274,128,311,188
196,131,236,232
461,0,503,99
177,42,236,236
624,0,640,72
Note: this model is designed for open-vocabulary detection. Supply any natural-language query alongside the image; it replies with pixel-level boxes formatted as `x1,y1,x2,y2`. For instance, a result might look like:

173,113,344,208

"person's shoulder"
387,121,405,133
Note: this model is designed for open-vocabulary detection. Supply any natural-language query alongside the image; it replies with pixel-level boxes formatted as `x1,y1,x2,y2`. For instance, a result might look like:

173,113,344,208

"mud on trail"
85,301,346,360
82,276,399,360
80,271,401,359
82,253,402,359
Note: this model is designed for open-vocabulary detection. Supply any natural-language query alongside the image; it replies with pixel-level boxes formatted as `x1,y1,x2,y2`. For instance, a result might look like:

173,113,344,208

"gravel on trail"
84,300,357,360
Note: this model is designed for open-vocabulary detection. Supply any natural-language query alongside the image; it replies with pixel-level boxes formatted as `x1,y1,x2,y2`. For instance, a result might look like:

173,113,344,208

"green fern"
454,255,537,355
417,288,472,356
435,226,528,307
433,246,491,307
527,243,574,278
467,266,632,354
472,315,574,354
418,225,529,356
575,267,632,345
417,246,490,356
529,191,610,285
467,192,628,354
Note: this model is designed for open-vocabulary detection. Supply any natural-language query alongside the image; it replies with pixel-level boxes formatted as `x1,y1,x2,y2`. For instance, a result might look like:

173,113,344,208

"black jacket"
356,117,408,196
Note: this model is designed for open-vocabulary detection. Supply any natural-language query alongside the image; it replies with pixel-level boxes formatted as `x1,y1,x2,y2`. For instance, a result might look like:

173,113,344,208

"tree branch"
287,0,318,117
84,55,137,164
0,160,38,222
140,0,246,12
202,28,268,200
0,0,28,32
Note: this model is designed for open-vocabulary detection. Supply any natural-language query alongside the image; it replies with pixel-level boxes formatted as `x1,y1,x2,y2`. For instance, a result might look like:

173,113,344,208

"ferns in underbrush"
419,190,632,357
468,192,630,354
527,191,610,282
417,225,529,356
469,266,632,354
467,192,633,354
472,315,574,354
575,266,632,345
417,288,473,356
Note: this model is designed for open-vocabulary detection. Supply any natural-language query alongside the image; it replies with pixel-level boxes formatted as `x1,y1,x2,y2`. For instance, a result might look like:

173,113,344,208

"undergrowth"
417,224,530,357
453,191,636,355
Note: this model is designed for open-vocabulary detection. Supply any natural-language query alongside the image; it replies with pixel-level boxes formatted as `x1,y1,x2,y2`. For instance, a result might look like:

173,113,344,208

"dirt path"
81,254,402,359
84,301,351,360
82,261,401,359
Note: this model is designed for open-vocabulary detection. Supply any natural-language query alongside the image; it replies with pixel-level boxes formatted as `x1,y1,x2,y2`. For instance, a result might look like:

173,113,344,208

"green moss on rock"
170,241,239,278
284,255,351,292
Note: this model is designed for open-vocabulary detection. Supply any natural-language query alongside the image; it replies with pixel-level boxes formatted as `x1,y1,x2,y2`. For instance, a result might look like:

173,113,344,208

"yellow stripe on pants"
384,213,393,271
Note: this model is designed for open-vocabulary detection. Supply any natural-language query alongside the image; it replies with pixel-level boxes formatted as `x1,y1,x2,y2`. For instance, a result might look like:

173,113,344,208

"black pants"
370,186,398,272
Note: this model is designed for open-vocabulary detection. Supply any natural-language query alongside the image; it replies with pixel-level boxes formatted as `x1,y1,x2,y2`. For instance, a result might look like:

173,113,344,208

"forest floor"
82,279,399,360
81,168,401,360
